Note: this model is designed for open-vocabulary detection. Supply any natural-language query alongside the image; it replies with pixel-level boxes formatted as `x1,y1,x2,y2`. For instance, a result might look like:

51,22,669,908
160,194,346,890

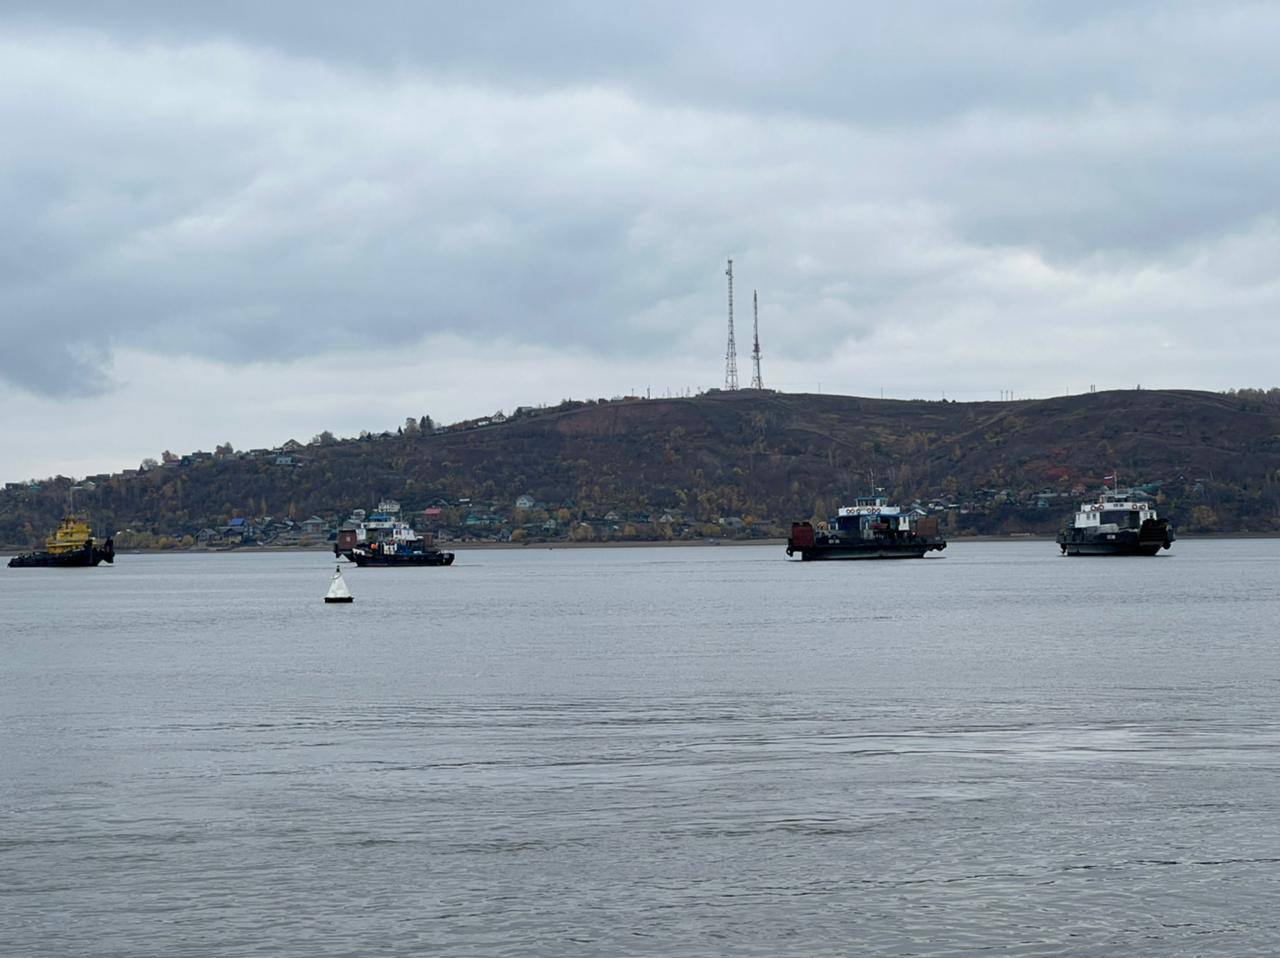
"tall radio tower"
750,289,763,390
724,258,739,391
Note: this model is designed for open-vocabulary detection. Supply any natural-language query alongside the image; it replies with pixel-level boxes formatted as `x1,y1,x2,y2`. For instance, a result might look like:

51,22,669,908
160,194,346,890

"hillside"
4,388,1280,547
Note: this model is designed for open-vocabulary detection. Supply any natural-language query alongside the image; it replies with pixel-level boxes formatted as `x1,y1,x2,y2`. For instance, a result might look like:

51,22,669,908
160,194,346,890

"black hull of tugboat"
8,541,115,568
348,551,455,567
1057,520,1174,556
1060,541,1163,556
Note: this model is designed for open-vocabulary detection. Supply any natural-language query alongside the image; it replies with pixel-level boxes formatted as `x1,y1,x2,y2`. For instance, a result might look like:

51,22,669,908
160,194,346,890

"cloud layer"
3,2,1280,478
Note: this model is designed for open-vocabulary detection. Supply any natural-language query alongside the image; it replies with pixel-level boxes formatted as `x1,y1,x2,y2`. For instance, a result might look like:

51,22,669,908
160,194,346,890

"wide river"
3,540,1279,956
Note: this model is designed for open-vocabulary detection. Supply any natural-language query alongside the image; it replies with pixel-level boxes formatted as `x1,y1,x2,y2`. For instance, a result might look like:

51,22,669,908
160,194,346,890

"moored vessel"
8,517,115,568
787,496,946,560
1057,488,1174,556
335,505,454,567
348,540,455,567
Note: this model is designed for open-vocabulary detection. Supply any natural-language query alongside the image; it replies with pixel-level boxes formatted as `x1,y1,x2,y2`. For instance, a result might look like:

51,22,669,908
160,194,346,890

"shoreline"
3,532,1277,557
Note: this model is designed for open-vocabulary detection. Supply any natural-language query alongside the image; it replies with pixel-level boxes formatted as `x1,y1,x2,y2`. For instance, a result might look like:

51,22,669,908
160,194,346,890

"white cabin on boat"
1071,490,1158,532
836,496,913,534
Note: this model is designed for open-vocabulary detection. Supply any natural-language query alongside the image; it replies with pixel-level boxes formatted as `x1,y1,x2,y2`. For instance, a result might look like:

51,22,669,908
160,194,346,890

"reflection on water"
3,541,1280,956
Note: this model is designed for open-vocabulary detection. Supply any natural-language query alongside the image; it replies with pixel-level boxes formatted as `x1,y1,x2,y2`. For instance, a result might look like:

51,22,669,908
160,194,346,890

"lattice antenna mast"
724,259,739,391
750,289,763,390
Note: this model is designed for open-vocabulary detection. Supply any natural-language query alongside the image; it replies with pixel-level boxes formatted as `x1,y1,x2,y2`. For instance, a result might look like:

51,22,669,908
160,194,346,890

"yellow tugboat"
7,517,115,568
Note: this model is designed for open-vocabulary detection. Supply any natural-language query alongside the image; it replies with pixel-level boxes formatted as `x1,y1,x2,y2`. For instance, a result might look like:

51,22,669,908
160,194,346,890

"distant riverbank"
6,532,1278,558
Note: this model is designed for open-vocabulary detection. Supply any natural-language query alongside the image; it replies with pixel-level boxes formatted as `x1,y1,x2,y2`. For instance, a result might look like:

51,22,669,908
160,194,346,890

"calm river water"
3,540,1280,956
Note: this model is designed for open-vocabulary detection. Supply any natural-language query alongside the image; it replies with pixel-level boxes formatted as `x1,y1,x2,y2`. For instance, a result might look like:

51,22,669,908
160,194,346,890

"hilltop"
3,388,1280,548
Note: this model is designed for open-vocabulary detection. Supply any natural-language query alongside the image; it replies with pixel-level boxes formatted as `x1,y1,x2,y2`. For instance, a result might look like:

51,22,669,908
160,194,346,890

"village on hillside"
3,387,1264,550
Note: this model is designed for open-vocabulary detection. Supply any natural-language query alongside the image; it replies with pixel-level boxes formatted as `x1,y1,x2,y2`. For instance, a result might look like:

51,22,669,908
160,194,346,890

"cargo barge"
1057,488,1174,556
787,496,946,560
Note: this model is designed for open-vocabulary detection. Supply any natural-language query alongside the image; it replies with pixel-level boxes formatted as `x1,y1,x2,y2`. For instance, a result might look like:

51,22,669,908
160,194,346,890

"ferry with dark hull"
787,496,947,560
1057,489,1174,556
335,504,454,567
348,541,455,567
8,517,115,568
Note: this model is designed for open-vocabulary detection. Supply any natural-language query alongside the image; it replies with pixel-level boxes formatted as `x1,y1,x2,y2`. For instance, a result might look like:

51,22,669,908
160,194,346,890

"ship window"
1100,510,1140,528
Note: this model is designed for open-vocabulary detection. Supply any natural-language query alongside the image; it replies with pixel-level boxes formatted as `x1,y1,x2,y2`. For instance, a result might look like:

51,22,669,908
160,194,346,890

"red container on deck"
789,522,816,550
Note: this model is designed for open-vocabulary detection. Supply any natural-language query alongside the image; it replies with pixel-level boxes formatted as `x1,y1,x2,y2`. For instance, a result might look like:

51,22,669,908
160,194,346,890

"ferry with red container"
335,505,454,567
787,496,947,560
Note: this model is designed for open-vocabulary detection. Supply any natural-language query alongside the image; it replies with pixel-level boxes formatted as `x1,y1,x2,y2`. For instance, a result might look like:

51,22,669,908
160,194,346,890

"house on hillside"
222,517,256,543
280,439,305,452
515,494,536,510
300,516,327,536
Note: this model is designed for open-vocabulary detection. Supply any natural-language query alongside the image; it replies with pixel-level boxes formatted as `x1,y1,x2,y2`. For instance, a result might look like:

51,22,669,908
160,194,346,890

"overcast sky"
3,2,1279,481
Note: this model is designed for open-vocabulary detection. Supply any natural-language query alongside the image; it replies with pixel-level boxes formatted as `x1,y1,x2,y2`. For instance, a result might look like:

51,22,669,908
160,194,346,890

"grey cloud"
2,3,1280,400
15,2,1280,121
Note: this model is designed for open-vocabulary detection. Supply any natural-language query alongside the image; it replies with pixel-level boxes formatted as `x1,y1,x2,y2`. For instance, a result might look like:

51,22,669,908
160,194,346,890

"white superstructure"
837,496,912,532
352,512,424,548
1070,490,1158,532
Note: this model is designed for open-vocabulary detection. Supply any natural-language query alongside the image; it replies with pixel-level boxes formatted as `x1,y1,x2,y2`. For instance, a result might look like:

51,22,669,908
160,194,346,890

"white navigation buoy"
324,565,353,603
